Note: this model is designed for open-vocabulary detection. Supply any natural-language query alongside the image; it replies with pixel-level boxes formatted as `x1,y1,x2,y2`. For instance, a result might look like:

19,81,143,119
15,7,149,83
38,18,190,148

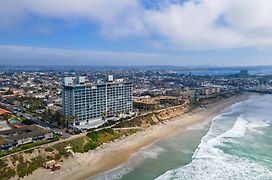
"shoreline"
23,94,251,180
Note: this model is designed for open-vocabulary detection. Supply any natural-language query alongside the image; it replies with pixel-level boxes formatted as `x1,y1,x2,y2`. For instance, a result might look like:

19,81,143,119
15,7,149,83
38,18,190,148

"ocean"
177,68,272,76
92,95,272,180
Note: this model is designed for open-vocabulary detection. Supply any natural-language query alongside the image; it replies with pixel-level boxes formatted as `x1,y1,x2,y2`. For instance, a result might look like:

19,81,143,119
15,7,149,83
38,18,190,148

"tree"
65,115,77,128
59,116,66,129
51,110,67,129
52,110,62,121
3,113,12,121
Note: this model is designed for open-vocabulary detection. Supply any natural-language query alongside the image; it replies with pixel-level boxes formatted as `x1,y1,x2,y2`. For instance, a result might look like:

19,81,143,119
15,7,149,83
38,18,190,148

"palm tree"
59,116,66,129
65,115,77,127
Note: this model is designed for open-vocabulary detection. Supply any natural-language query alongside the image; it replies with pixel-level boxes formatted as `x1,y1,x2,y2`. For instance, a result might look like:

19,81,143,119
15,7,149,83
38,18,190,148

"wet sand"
23,94,250,180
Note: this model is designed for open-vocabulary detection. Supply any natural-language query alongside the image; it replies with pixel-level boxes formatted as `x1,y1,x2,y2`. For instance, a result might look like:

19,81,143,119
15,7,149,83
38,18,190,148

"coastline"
22,94,251,180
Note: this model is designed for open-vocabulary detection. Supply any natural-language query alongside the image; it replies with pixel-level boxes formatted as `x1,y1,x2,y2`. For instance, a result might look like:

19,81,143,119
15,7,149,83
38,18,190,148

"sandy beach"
23,94,250,180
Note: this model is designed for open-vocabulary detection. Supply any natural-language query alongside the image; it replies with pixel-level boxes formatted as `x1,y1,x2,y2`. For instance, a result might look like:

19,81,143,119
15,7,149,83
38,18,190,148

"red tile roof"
0,108,11,116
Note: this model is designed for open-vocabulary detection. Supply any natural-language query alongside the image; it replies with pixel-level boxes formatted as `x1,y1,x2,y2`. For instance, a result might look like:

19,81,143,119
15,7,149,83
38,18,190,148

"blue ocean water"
178,68,272,76
92,95,272,180
157,95,272,180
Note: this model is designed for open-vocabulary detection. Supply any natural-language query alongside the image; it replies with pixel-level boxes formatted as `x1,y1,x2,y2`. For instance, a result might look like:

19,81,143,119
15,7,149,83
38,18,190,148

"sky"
0,0,272,66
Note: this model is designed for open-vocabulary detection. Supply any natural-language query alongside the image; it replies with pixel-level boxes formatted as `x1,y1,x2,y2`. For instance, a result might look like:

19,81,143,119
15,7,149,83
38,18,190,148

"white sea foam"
91,166,133,180
94,96,272,180
91,145,166,180
156,156,272,180
137,145,166,159
156,96,272,180
187,120,210,130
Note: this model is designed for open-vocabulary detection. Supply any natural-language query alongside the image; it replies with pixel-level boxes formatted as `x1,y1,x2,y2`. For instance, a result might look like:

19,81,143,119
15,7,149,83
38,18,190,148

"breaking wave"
156,96,272,180
92,145,165,180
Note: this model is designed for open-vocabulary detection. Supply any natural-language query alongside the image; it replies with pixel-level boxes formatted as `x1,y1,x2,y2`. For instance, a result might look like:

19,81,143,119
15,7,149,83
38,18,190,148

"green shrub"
45,147,54,152
83,142,98,152
127,129,138,135
99,128,114,134
0,139,57,158
16,156,46,178
87,132,99,141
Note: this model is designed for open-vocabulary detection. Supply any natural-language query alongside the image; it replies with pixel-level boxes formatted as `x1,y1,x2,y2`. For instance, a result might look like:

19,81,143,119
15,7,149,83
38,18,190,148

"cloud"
1,0,272,50
0,44,188,66
0,0,147,38
1,44,272,66
144,0,272,49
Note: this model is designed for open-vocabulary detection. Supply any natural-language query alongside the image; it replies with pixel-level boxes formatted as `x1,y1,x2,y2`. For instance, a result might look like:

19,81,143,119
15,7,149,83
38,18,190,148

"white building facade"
62,77,133,127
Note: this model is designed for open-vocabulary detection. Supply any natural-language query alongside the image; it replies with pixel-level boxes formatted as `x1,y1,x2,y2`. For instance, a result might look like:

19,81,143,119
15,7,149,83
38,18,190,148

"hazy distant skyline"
1,0,272,66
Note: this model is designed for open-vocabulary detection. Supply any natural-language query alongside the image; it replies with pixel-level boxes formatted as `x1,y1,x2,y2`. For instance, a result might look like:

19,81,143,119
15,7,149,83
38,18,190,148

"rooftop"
0,125,52,142
134,96,178,105
63,76,130,87
0,108,11,116
0,136,6,145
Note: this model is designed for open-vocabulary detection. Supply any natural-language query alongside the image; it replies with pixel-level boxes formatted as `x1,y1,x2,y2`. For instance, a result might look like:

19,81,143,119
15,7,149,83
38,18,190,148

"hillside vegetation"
0,92,238,180
0,128,137,180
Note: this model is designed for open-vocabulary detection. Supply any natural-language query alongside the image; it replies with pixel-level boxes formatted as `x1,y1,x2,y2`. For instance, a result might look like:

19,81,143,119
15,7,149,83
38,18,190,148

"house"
0,137,6,148
195,87,221,96
134,96,180,111
166,88,196,99
0,125,53,150
0,108,11,117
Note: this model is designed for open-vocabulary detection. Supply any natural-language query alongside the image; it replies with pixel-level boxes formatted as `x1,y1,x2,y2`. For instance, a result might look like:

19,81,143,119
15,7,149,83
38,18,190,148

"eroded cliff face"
0,148,59,180
114,101,191,129
0,102,191,180
155,102,190,121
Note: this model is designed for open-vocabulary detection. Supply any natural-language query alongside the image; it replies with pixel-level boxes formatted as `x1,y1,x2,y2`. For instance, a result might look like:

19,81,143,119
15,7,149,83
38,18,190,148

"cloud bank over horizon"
0,45,187,66
0,0,272,65
0,45,271,66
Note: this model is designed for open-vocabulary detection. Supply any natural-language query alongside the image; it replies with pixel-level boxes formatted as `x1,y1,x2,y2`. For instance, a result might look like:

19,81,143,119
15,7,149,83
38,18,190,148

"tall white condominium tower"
62,76,133,128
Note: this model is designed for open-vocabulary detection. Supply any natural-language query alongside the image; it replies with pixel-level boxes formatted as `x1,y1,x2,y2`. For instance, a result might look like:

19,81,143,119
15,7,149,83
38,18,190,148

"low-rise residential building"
195,87,221,96
0,125,53,150
0,108,11,117
166,89,196,99
134,96,180,111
